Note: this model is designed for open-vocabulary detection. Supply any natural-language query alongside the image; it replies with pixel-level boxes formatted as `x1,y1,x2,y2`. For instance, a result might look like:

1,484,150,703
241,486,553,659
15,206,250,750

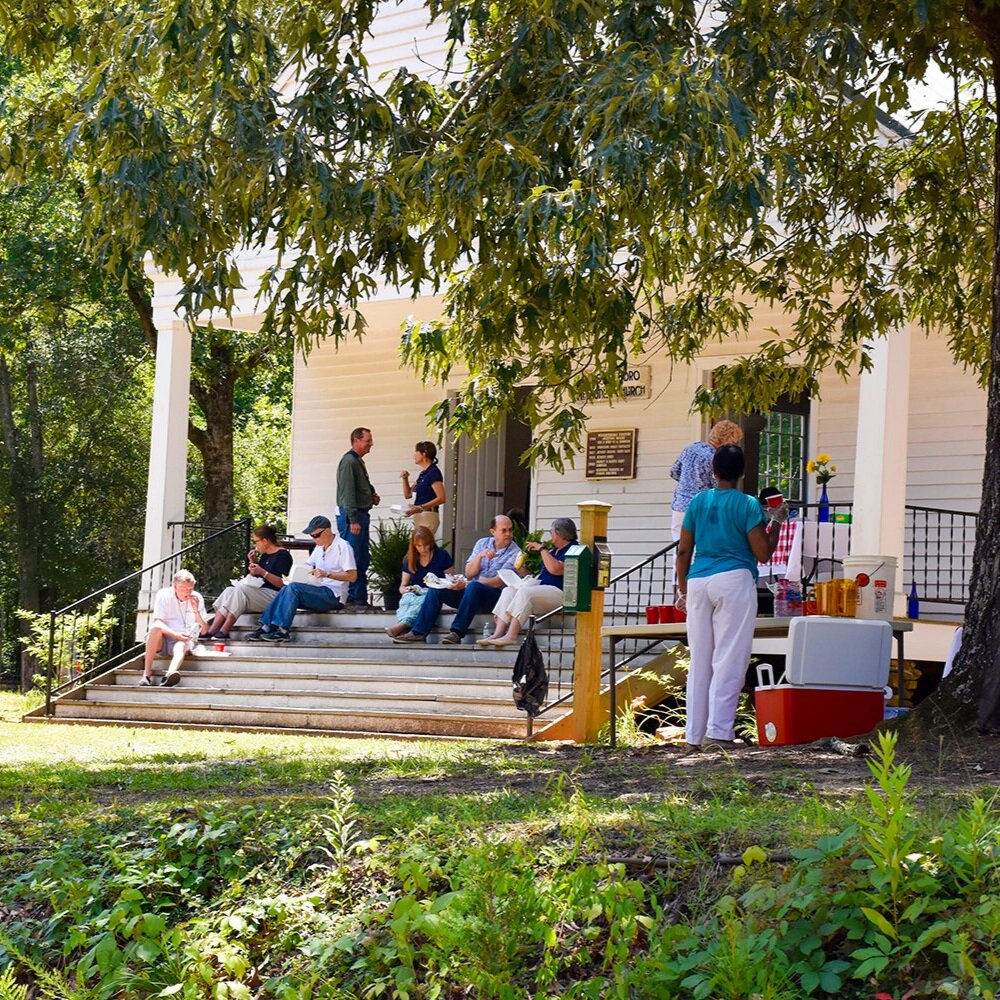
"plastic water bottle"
774,579,789,617
482,621,492,639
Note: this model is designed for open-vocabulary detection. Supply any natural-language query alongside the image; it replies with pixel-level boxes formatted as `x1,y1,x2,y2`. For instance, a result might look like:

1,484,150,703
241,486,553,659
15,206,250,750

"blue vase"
818,482,830,522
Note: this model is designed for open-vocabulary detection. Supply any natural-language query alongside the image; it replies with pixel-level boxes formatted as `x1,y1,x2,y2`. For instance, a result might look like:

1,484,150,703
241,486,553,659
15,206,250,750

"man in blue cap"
246,515,356,642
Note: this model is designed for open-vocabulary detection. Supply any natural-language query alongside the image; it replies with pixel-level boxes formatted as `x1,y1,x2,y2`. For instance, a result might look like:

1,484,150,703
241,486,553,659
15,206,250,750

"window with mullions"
733,394,809,502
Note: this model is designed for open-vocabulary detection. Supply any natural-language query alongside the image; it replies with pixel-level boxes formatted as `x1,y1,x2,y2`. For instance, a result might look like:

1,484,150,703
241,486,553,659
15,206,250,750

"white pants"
493,584,564,626
213,582,280,620
685,568,757,744
671,510,685,542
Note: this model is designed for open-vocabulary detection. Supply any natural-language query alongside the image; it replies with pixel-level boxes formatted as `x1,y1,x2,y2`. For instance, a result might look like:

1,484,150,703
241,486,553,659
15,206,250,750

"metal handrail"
44,519,252,715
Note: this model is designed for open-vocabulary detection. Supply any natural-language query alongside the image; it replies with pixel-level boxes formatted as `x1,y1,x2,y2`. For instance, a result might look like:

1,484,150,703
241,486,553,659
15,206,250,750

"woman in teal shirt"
675,445,785,749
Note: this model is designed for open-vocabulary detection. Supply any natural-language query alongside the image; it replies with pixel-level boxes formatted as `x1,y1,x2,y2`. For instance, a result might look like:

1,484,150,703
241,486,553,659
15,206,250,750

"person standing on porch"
675,444,785,749
336,427,380,607
669,419,744,542
400,440,446,534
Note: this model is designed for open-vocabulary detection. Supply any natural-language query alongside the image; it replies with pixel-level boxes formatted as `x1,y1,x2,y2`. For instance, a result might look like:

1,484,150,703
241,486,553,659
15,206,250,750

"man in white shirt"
247,515,357,642
142,569,208,687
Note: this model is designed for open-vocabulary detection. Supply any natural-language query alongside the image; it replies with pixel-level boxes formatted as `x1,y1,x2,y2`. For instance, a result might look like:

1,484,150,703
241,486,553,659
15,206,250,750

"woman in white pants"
675,446,785,749
478,518,577,647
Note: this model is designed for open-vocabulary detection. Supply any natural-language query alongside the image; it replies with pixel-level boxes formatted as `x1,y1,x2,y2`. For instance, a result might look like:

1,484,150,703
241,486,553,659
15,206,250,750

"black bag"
511,634,548,717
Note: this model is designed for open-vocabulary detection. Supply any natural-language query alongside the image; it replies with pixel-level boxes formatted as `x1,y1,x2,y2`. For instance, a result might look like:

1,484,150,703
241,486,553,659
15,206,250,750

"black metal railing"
43,520,252,715
169,520,254,602
904,505,976,606
527,542,678,734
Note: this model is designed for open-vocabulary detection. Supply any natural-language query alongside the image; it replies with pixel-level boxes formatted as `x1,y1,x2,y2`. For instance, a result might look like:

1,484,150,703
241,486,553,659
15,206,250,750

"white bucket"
843,555,897,622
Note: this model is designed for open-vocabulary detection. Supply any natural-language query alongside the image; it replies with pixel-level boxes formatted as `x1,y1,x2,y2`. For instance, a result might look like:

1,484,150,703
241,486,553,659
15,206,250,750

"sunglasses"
310,529,326,539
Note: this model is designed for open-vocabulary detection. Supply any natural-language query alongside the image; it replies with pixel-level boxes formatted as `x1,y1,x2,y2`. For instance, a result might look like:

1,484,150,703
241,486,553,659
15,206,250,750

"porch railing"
904,505,976,606
43,519,252,716
526,541,678,734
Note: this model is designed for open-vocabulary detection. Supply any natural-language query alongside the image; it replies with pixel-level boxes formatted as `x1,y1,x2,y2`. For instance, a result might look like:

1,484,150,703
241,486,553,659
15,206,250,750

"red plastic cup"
673,608,687,623
214,642,226,652
766,491,784,509
645,606,658,624
658,605,674,624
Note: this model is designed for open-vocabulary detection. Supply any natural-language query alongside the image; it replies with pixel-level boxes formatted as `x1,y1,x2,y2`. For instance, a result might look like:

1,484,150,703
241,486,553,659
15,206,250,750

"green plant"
368,518,412,595
16,594,118,686
511,524,544,574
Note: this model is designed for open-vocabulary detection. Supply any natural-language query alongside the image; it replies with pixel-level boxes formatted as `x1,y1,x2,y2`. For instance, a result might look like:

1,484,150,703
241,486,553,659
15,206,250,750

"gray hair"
173,569,196,584
551,518,578,544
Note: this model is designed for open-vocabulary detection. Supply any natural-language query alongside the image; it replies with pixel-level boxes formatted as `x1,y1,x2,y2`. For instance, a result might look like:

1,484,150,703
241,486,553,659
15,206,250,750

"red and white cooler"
755,617,892,746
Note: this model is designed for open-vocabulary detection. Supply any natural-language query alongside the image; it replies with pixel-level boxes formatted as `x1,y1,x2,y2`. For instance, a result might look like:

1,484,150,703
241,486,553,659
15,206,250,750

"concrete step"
113,667,514,700
47,699,531,739
136,656,520,682
85,684,523,718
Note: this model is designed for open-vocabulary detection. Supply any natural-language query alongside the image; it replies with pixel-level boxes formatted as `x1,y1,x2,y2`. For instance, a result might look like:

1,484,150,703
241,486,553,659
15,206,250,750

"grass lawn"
1,692,998,997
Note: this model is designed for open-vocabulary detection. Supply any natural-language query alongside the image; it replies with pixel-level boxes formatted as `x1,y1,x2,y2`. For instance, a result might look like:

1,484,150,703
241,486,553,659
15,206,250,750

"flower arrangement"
807,454,837,485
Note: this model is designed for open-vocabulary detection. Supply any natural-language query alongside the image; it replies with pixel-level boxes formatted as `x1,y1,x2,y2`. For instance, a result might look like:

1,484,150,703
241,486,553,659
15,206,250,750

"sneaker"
393,631,426,644
139,675,159,687
440,630,463,645
198,632,214,641
246,627,269,641
162,672,181,687
212,632,230,641
262,628,291,642
346,599,373,609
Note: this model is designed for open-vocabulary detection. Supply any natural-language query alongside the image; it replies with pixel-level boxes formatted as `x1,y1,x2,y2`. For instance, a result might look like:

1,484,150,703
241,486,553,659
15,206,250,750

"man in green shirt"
336,427,380,606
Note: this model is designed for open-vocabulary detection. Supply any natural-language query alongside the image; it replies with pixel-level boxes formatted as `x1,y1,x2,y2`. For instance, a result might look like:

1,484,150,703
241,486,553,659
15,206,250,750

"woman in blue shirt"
675,446,785,749
385,525,454,638
478,518,577,647
400,441,446,534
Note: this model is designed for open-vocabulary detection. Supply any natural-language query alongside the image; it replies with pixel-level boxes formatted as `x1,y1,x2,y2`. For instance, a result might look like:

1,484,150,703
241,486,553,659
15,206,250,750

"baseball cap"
302,515,332,535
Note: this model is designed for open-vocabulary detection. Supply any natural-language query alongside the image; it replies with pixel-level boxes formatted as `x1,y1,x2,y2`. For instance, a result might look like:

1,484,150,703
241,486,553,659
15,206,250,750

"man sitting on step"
394,514,522,646
247,515,356,643
141,569,208,687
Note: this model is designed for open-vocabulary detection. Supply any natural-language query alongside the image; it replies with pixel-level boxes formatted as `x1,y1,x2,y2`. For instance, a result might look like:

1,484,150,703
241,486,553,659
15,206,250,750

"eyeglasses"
310,529,326,539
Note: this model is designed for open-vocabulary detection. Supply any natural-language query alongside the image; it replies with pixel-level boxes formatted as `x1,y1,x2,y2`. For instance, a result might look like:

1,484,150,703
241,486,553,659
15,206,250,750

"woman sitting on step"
478,517,577,647
385,526,454,639
202,524,293,640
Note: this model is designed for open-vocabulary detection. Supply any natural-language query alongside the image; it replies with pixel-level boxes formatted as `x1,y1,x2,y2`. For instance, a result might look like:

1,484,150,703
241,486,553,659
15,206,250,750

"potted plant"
368,518,412,611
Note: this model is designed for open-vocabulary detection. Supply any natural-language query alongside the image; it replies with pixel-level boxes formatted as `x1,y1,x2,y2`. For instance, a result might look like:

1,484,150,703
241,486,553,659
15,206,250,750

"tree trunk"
934,4,1000,734
189,337,235,524
0,354,44,690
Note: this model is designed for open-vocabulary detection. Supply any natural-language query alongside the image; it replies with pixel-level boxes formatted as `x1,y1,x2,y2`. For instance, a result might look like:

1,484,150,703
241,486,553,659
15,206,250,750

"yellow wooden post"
568,500,612,743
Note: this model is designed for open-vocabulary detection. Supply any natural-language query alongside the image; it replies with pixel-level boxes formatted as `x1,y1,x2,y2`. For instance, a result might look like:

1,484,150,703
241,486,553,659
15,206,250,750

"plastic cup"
658,605,674,624
645,606,658,624
214,642,226,652
766,491,784,509
673,608,686,623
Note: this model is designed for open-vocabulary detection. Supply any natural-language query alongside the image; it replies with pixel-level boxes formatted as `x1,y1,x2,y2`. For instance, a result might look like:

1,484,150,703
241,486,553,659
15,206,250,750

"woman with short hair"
400,441,446,533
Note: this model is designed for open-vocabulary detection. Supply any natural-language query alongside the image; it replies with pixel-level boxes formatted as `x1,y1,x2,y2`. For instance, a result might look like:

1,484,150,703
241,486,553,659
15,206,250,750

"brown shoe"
393,631,426,644
385,623,411,638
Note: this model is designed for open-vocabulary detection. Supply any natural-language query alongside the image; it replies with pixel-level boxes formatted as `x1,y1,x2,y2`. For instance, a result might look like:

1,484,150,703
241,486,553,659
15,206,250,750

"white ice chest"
784,617,893,690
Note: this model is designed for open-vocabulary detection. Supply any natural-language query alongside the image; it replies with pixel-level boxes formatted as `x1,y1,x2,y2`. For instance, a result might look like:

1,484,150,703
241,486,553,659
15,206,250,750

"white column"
139,311,192,613
850,326,911,611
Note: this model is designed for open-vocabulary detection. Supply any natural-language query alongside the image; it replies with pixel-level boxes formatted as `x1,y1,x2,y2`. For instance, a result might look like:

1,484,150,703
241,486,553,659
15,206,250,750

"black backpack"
511,634,548,717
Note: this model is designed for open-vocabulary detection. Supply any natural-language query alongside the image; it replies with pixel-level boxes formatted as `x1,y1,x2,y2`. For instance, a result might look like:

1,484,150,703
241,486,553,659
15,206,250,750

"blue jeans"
412,580,501,638
260,583,341,631
337,511,370,603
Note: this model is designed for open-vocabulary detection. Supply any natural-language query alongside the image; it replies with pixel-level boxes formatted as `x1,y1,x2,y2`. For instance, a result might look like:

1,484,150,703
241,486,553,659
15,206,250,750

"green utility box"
562,544,593,612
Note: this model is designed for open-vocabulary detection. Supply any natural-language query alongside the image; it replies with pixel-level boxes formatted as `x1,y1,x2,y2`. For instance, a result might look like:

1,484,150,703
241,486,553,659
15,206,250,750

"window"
735,394,809,502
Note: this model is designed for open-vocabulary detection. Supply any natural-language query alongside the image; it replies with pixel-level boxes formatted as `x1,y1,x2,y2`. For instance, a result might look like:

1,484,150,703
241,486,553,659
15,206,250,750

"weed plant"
0,729,996,998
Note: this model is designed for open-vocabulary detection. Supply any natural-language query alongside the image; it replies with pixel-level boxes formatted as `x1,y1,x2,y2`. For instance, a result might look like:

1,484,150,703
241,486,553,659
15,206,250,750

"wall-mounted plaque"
585,429,637,480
